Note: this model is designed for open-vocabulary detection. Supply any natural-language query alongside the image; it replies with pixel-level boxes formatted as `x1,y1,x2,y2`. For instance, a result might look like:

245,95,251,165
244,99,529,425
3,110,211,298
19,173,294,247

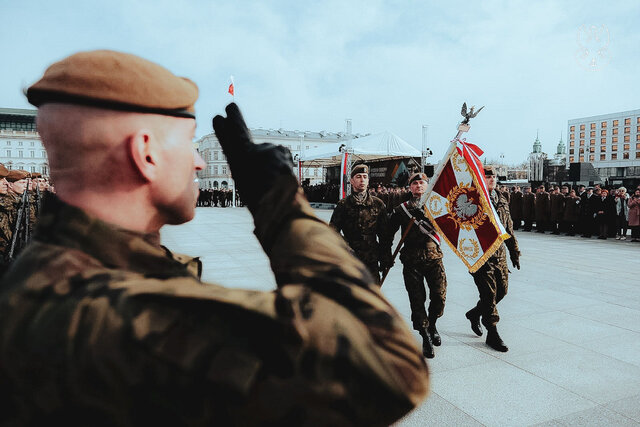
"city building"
567,108,640,186
528,132,547,182
195,128,367,188
0,108,49,176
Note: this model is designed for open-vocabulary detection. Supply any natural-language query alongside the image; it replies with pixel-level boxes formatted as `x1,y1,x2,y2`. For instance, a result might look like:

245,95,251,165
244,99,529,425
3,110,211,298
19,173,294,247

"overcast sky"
2,0,638,163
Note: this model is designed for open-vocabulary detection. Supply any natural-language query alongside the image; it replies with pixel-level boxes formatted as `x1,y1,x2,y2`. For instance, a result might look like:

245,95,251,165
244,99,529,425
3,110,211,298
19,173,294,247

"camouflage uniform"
388,199,447,332
469,190,520,328
330,191,391,283
0,176,428,426
0,194,15,271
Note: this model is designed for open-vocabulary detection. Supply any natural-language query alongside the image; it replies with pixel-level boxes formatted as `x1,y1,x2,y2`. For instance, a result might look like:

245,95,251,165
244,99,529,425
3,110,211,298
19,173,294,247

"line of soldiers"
506,183,637,239
330,164,520,359
196,188,237,207
0,165,51,274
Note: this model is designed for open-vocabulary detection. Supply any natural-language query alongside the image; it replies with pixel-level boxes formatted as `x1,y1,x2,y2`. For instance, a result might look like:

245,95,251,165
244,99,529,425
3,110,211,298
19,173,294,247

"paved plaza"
161,206,640,426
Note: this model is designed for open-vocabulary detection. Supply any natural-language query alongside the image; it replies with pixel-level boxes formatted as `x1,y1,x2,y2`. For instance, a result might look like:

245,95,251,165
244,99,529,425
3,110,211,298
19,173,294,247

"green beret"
0,164,8,179
27,50,198,119
408,172,428,184
351,164,369,177
6,170,30,182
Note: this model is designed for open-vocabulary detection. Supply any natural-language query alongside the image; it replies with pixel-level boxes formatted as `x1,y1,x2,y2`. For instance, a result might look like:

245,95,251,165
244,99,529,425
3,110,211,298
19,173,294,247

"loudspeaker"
424,165,435,177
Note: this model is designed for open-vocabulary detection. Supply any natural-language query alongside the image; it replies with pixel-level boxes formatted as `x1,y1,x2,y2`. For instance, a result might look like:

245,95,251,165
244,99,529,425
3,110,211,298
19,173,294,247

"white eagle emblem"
454,194,478,219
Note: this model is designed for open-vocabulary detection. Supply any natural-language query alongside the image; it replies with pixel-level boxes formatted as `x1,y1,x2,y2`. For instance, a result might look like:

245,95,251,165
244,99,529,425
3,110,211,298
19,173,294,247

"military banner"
339,151,349,200
423,138,509,272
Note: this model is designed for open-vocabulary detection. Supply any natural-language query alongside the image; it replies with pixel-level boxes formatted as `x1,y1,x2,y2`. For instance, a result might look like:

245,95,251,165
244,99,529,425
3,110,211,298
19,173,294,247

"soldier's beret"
351,164,369,177
408,172,428,184
483,166,495,176
0,164,8,178
6,170,30,182
27,50,198,119
31,172,42,179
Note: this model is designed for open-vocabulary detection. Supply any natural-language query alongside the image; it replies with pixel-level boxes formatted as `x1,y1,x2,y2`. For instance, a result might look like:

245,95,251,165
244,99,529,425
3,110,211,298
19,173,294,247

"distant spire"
557,131,566,155
533,131,542,153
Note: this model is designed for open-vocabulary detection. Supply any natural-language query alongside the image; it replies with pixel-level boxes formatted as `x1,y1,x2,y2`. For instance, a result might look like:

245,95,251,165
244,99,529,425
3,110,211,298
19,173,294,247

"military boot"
427,319,441,346
485,326,508,352
419,329,435,359
465,309,483,336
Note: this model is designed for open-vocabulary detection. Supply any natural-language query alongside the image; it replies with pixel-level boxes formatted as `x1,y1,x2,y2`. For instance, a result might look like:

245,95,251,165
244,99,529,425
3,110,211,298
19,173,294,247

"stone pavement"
162,207,640,426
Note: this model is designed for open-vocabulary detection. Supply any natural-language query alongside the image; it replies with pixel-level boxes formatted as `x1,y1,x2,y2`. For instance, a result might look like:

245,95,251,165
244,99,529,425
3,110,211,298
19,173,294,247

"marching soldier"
0,50,428,425
522,186,535,231
5,170,31,258
387,172,448,359
465,167,520,352
330,164,392,283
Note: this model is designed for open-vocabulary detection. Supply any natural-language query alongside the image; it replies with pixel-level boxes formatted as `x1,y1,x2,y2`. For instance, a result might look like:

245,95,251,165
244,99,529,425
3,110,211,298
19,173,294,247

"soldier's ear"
128,129,158,183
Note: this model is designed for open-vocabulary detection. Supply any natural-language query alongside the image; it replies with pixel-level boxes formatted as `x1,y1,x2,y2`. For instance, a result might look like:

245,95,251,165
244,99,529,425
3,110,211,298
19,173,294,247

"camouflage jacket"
329,191,391,263
388,200,443,264
0,175,428,426
490,190,519,261
0,194,16,259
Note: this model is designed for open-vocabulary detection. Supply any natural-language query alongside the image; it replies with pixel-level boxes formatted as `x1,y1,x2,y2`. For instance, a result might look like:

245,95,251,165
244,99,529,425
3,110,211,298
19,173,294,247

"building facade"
528,133,547,182
0,108,49,176
567,109,640,184
195,128,366,188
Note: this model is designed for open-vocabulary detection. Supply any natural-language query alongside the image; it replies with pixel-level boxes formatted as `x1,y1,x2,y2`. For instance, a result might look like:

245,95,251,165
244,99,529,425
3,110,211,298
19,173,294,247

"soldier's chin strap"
400,202,440,246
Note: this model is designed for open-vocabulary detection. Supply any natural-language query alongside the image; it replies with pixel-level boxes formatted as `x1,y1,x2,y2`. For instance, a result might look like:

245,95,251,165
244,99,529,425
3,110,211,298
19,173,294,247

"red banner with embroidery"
423,139,509,272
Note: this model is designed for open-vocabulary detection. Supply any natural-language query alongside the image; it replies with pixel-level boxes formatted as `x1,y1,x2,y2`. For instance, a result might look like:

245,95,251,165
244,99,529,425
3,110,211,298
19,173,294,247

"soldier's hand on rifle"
510,252,520,270
212,103,294,214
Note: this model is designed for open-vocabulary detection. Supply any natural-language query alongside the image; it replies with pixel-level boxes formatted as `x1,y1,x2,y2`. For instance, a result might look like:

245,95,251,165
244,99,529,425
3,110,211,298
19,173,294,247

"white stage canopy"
299,131,421,166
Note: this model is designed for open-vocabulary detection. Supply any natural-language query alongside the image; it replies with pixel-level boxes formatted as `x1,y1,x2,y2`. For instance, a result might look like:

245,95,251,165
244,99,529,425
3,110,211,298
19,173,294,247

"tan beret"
31,172,42,179
6,170,30,182
351,164,369,177
27,50,198,118
408,172,428,184
0,164,8,179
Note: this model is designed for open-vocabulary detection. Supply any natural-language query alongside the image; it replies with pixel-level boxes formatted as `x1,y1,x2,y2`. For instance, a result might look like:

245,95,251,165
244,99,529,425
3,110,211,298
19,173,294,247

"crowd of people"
196,188,242,207
0,166,52,274
504,183,640,241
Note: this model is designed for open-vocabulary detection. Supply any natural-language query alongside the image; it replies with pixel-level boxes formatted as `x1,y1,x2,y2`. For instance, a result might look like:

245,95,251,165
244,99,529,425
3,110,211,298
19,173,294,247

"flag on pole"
228,76,235,96
339,151,349,200
297,159,303,184
423,138,509,272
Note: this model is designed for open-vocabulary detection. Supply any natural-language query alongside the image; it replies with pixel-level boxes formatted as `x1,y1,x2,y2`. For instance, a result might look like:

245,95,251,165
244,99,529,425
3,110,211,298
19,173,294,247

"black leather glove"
212,103,294,214
510,252,520,270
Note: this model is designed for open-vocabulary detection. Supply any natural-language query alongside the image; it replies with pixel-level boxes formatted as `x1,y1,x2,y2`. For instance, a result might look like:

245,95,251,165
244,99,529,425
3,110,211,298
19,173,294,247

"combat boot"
427,319,441,346
485,326,508,352
419,329,435,359
465,309,483,336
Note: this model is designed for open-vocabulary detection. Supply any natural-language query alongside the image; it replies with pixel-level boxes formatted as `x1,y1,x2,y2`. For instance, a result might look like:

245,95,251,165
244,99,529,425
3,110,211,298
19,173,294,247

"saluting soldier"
387,172,448,359
330,164,392,283
465,167,520,352
0,50,428,425
522,186,535,231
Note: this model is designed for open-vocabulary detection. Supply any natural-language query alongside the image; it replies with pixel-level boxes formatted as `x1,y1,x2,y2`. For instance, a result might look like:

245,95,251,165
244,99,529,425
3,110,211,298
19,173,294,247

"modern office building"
195,128,366,188
0,108,49,176
567,109,640,185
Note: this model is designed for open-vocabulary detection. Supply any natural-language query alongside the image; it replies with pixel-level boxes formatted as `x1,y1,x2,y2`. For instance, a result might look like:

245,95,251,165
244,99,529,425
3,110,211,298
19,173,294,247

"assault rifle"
8,179,31,261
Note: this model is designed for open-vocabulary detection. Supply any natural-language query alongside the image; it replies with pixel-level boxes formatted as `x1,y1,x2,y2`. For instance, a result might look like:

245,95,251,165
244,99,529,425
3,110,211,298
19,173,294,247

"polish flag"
228,76,235,96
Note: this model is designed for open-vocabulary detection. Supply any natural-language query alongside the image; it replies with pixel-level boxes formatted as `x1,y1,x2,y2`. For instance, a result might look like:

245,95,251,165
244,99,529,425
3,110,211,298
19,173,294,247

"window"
600,146,606,152
623,152,629,159
637,125,640,132
569,133,574,140
624,135,630,142
580,132,585,138
579,139,584,146
18,151,23,158
600,154,606,160
601,130,606,136
612,128,619,135
30,141,34,146
637,143,640,150
6,150,10,157
612,145,618,151
18,141,23,146
637,117,640,124
569,149,574,154
613,120,619,126
222,166,227,174
30,151,35,157
306,145,309,150
637,152,640,159
580,124,585,130
611,153,617,160
569,156,575,162
590,131,595,137
589,146,595,153
579,156,584,162
590,139,595,145
625,127,630,134
569,140,575,147
601,138,606,144
213,165,218,174
30,166,36,173
570,125,575,132
637,134,640,141
612,136,618,143
6,141,10,146
590,123,596,129
625,118,631,125
41,151,46,157
42,166,48,175
589,154,595,161
601,121,607,128
214,151,218,160
624,144,630,150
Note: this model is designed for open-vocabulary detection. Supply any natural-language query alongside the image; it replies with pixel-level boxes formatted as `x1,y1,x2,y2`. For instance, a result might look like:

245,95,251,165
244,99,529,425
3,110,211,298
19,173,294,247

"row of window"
0,121,37,131
570,143,639,153
569,117,639,133
569,134,640,147
3,140,39,147
3,150,46,158
569,152,640,162
570,126,640,140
